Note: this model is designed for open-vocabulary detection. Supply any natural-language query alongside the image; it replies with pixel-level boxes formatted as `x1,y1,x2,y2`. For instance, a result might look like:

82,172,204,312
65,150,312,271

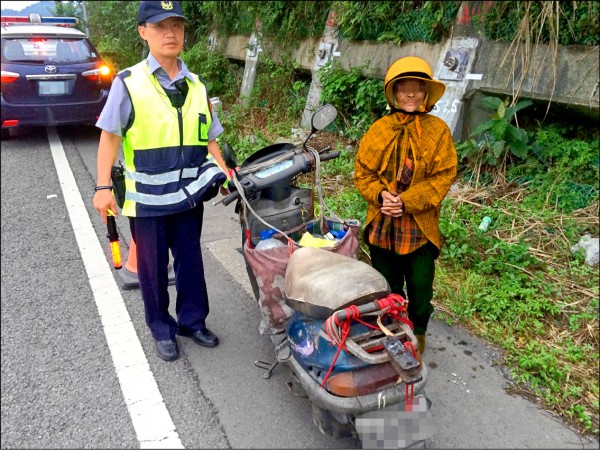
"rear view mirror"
311,104,337,131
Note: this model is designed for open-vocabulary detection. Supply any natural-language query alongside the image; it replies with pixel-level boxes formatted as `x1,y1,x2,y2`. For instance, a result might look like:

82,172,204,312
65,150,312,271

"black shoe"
177,327,219,348
155,339,179,361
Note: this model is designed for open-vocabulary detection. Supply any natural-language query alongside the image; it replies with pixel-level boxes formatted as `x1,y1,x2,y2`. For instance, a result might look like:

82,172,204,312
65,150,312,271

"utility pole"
81,0,90,37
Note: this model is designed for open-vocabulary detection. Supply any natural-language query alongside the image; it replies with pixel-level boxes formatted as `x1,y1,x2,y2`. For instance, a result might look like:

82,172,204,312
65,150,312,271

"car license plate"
39,81,68,96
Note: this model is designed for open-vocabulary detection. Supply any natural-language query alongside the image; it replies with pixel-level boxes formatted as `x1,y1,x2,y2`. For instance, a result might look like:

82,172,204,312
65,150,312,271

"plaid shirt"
366,148,429,254
354,112,457,251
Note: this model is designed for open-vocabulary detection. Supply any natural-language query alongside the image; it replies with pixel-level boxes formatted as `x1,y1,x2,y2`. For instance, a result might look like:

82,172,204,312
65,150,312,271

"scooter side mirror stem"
302,130,316,148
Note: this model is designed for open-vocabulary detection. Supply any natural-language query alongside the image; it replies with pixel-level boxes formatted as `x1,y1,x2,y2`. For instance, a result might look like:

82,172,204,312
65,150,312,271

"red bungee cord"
321,294,415,389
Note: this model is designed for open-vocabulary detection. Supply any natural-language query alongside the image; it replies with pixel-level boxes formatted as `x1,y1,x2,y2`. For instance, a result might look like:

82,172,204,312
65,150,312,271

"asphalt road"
1,125,598,449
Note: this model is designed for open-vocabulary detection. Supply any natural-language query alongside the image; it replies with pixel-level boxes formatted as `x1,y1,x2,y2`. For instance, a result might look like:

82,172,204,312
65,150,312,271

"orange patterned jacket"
354,112,458,250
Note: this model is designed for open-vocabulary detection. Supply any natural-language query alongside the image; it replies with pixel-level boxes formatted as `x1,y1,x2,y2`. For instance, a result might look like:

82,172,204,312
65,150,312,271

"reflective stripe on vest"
120,61,224,217
126,159,220,205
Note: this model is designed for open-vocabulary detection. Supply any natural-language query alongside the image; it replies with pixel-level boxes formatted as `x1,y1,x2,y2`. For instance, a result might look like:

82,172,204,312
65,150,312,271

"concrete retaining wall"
215,27,599,139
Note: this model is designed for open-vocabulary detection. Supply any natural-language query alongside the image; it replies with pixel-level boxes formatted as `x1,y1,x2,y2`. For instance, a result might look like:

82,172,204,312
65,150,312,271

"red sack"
244,218,360,334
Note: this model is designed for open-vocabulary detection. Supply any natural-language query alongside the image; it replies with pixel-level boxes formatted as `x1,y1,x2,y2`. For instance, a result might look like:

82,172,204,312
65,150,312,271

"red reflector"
3,120,19,127
1,71,20,83
326,362,401,397
82,68,100,82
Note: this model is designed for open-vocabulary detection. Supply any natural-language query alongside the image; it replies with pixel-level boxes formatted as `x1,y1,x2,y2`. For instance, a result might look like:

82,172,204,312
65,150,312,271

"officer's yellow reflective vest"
119,61,225,217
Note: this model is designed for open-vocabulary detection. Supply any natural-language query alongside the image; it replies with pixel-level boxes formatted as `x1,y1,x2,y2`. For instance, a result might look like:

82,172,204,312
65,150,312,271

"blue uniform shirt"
96,53,224,141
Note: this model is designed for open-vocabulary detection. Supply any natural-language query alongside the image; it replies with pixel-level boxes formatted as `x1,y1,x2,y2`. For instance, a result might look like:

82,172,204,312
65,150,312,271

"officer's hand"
93,190,117,225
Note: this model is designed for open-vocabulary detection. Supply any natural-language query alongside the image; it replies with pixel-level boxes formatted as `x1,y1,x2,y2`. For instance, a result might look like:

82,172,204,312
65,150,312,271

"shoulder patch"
117,69,132,81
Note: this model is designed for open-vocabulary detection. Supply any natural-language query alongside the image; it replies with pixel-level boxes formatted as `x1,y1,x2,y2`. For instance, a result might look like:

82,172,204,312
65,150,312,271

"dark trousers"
129,204,209,341
368,241,439,335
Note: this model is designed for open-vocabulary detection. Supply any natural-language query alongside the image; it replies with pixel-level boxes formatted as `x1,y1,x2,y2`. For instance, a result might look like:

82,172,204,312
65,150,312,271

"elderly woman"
354,56,458,354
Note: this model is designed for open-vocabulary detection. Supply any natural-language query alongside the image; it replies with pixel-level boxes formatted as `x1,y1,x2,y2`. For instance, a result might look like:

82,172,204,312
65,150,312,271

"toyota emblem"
44,65,57,74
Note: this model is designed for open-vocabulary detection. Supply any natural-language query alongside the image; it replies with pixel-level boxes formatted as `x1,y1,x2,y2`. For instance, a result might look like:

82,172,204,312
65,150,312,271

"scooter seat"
284,247,391,318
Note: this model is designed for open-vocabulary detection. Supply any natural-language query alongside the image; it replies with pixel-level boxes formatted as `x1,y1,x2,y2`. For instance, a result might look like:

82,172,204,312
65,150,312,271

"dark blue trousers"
129,204,209,341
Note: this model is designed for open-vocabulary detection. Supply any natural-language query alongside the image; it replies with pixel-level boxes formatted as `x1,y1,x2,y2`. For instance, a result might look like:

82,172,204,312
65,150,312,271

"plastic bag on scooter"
244,217,360,335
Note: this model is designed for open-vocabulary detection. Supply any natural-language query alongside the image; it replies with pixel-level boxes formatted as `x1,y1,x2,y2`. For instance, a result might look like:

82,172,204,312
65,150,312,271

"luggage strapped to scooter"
236,147,361,335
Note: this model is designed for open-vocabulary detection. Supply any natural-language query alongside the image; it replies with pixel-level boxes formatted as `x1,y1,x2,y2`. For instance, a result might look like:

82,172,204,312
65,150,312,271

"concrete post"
300,10,340,129
430,37,480,140
427,2,491,139
240,32,262,104
207,31,217,51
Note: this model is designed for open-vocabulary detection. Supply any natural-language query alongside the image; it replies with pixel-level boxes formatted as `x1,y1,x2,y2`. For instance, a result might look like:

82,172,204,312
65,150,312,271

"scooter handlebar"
221,190,240,206
318,150,340,162
217,146,338,207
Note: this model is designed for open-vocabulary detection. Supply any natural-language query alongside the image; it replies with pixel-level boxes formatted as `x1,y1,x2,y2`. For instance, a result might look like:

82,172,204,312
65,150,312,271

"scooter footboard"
285,354,428,415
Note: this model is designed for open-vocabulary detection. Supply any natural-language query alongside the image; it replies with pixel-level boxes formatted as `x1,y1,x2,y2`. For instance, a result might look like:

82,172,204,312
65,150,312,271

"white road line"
46,127,184,449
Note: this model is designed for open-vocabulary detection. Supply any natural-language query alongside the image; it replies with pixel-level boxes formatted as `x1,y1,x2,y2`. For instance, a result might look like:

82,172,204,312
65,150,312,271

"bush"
181,43,242,105
319,60,388,141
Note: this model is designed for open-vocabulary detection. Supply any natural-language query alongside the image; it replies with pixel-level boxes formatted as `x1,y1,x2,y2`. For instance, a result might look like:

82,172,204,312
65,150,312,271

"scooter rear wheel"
311,403,356,439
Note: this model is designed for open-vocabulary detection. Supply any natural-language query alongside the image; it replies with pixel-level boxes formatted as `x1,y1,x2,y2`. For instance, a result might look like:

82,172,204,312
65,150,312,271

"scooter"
219,104,431,448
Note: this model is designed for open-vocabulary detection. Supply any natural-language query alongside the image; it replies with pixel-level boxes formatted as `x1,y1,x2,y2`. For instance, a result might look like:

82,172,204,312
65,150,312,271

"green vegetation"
457,96,532,169
180,41,242,107
482,1,600,46
182,0,461,46
319,60,388,141
332,1,461,44
434,171,599,434
86,1,143,72
218,55,311,163
182,1,331,46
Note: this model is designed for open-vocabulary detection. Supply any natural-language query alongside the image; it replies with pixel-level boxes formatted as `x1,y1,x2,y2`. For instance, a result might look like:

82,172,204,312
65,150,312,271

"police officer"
93,1,229,361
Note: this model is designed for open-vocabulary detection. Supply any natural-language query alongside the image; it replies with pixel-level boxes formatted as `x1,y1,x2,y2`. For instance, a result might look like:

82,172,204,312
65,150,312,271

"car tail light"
82,65,111,82
3,120,19,127
1,71,20,83
325,362,401,397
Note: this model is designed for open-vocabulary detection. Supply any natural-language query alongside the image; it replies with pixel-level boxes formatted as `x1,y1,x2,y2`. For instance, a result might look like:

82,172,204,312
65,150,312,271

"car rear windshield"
2,37,101,64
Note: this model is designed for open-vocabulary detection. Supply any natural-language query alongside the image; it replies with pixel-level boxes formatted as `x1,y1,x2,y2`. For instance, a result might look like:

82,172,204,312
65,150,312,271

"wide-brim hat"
137,1,187,24
384,56,446,112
